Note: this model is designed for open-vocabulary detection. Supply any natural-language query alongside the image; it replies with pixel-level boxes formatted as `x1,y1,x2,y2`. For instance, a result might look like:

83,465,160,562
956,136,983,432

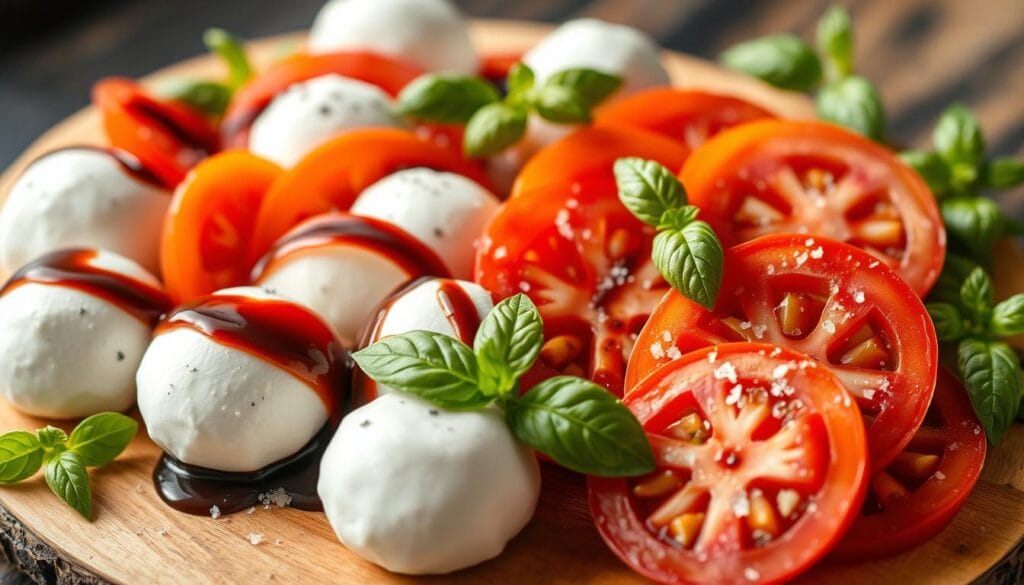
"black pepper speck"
116,351,125,361
79,307,87,317
360,420,371,428
429,409,439,416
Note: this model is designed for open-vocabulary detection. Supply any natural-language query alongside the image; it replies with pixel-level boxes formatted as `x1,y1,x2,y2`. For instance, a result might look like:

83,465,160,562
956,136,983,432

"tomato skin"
93,77,220,188
161,150,283,303
478,52,522,86
221,50,424,148
595,88,775,147
248,128,492,264
591,343,868,585
832,369,986,561
680,120,945,296
511,126,690,198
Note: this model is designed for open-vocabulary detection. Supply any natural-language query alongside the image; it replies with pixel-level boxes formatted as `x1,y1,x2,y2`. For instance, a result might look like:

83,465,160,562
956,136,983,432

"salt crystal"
744,568,760,581
662,330,673,343
821,320,836,335
868,260,880,268
707,349,718,363
805,238,816,247
247,533,263,546
731,491,750,518
725,384,744,406
246,507,256,515
810,246,824,259
713,362,738,383
209,505,221,519
771,364,791,379
751,324,767,339
767,264,776,275
794,252,809,266
650,342,666,359
259,487,293,509
853,290,866,304
935,471,946,481
666,346,682,360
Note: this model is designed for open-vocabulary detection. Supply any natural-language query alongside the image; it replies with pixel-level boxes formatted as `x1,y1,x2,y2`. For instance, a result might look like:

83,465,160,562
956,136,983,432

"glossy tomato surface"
591,343,867,585
681,120,945,295
833,369,986,561
476,177,668,395
626,235,937,471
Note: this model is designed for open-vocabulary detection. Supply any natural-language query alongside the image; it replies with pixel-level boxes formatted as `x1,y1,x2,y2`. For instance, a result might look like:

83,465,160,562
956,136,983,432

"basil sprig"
396,63,622,157
0,413,137,519
352,294,654,477
613,157,724,309
160,28,253,116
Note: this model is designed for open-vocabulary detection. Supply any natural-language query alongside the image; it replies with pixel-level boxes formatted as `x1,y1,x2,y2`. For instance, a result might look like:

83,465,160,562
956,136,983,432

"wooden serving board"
0,19,1023,585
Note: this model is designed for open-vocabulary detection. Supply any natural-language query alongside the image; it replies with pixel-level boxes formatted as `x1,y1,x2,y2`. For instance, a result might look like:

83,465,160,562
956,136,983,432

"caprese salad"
0,1,1021,584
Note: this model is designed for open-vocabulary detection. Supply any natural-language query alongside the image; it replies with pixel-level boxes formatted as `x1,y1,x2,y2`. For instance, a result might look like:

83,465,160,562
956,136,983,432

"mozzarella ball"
309,0,477,74
0,148,169,275
0,250,166,419
248,74,405,167
350,169,499,279
319,393,540,574
137,287,339,472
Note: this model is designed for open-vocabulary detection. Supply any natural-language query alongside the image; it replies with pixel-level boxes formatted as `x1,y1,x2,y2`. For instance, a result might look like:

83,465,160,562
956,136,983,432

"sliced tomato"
510,126,690,198
93,77,220,188
595,88,775,148
248,128,491,263
476,177,669,395
833,369,986,561
680,120,945,295
162,150,283,303
221,51,423,148
626,235,937,472
591,343,867,584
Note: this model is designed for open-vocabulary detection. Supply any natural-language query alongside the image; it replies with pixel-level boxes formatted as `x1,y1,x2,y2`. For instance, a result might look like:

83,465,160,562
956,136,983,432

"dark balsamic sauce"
0,248,171,327
128,97,219,155
435,279,481,345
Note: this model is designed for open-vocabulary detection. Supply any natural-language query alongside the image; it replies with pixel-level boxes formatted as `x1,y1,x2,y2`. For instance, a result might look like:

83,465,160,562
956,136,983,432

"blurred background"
0,0,1021,170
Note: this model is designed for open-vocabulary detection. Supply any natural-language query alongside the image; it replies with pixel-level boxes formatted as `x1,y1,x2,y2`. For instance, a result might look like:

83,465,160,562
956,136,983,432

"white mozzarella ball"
248,74,405,167
309,0,477,74
318,393,540,574
0,148,169,275
350,169,499,279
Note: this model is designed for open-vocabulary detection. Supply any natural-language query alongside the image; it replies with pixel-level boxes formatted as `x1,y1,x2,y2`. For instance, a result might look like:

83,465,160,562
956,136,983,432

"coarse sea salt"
247,533,263,546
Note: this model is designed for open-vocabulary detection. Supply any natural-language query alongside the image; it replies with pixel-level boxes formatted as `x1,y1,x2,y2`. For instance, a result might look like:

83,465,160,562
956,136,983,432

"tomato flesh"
626,234,938,472
591,343,867,584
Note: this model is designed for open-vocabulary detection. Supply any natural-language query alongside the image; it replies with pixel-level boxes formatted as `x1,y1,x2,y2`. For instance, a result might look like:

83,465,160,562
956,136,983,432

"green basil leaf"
506,376,654,476
531,85,590,124
44,450,92,520
983,157,1024,189
941,196,1005,263
474,294,544,397
816,5,854,80
958,339,1024,444
67,413,138,467
658,206,701,231
507,63,535,96
352,330,488,409
37,426,68,450
544,68,623,108
652,221,724,310
927,254,979,307
926,302,966,342
162,80,232,116
613,157,686,226
463,102,528,157
992,294,1024,337
960,267,995,326
0,432,44,485
720,34,822,91
397,74,501,124
934,103,985,170
900,150,952,197
203,28,252,89
817,76,886,141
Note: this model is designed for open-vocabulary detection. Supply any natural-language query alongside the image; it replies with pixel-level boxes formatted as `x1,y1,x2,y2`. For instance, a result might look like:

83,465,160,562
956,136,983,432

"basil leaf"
475,294,544,397
984,157,1024,189
934,103,985,171
203,28,252,89
352,330,488,409
992,294,1024,337
507,63,535,96
463,102,528,157
926,302,966,342
37,426,68,450
817,76,885,141
720,34,822,92
397,74,501,124
544,68,622,108
652,221,724,310
941,196,1005,263
816,5,854,80
614,157,686,226
44,450,92,519
162,80,232,116
506,376,654,476
0,432,44,485
927,254,979,307
900,150,951,197
67,413,138,467
960,267,994,326
958,339,1024,444
531,85,590,124
658,206,700,231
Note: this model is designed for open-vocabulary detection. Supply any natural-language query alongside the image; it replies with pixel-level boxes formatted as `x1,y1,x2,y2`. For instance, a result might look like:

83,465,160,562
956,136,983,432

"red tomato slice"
476,178,670,395
161,150,283,303
832,369,986,561
221,51,423,148
93,77,220,188
595,88,775,148
510,126,690,198
248,128,491,263
626,235,938,472
591,343,867,585
681,120,945,295
479,52,522,86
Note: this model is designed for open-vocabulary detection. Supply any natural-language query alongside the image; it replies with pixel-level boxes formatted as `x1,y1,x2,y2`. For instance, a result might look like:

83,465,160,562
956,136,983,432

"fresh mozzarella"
309,0,477,74
248,74,405,167
318,392,540,574
0,250,163,419
136,287,332,473
0,148,169,275
350,169,499,279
